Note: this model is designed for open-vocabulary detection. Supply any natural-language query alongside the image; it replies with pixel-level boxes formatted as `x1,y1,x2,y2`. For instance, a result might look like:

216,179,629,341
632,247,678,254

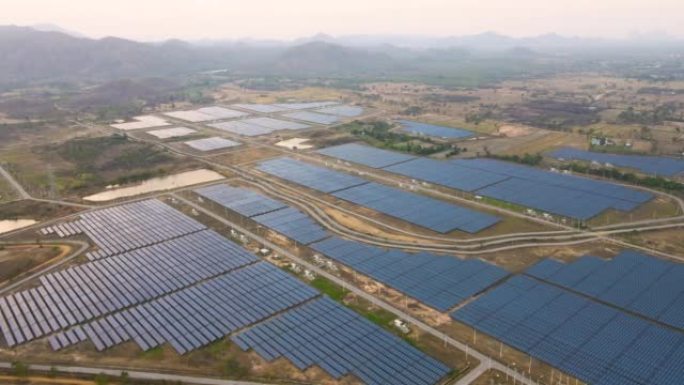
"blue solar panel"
233,297,451,385
452,276,684,385
526,250,684,330
549,147,684,177
0,229,257,347
448,158,653,220
195,184,287,218
312,237,508,311
257,158,367,193
50,262,319,354
317,143,416,168
385,158,509,192
258,157,500,233
398,120,475,139
332,182,500,233
252,207,329,244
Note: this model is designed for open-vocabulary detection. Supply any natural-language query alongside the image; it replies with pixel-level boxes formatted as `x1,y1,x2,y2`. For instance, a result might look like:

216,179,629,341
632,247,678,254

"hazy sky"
2,0,682,41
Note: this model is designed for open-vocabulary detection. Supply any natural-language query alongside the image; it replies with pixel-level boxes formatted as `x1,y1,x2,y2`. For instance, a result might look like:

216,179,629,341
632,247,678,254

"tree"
11,361,29,377
94,373,109,385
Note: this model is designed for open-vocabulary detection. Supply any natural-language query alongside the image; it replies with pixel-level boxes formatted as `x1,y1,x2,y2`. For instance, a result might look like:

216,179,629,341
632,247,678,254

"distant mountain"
0,26,242,86
30,23,87,38
274,42,398,75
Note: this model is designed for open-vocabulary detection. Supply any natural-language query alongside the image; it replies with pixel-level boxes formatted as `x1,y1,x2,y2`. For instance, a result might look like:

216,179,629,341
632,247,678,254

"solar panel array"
50,262,318,354
317,143,416,169
312,237,508,311
398,120,474,139
332,183,500,233
549,147,684,177
526,250,684,330
40,199,206,260
274,102,338,110
232,104,292,113
283,111,341,125
452,275,684,385
233,297,450,385
252,207,329,245
184,137,241,151
195,184,287,218
146,127,197,139
316,105,364,117
257,158,367,193
165,107,248,122
0,230,257,347
209,117,310,137
111,115,171,131
258,157,500,233
386,158,509,192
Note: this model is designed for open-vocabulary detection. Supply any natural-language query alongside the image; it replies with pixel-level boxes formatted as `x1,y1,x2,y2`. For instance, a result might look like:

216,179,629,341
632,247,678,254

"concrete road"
0,164,29,200
0,362,273,385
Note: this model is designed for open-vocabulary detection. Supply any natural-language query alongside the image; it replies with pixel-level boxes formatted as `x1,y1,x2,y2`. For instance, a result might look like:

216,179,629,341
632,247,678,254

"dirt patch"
0,243,67,284
496,124,532,138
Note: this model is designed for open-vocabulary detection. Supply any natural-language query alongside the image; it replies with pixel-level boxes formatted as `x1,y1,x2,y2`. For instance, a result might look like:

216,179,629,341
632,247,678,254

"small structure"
392,319,410,334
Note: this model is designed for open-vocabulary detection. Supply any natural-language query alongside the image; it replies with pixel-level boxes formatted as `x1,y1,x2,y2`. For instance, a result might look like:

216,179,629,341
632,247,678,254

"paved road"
173,193,541,385
0,362,272,385
0,164,29,200
454,363,486,385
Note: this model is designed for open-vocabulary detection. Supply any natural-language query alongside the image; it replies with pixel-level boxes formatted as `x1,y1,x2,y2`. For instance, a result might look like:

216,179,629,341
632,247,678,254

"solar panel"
195,184,287,218
0,229,258,347
452,275,684,385
110,115,170,130
257,158,368,193
258,157,500,233
252,207,329,244
146,127,197,139
273,102,339,110
282,111,341,125
316,105,364,117
232,104,292,113
184,137,241,151
317,143,416,168
51,262,318,354
45,199,207,260
233,297,451,385
164,110,217,122
196,106,249,120
312,237,508,311
549,147,684,177
526,250,684,330
332,182,500,233
398,120,474,139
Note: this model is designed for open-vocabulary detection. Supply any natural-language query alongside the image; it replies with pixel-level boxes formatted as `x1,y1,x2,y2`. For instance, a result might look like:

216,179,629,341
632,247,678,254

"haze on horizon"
1,0,683,42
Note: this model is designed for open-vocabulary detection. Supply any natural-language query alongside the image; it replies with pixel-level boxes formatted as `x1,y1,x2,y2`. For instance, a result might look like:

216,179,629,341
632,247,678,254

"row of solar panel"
311,237,507,311
41,199,207,260
233,297,450,385
209,117,310,137
398,120,475,139
315,143,653,220
184,137,241,152
257,157,501,233
526,250,684,330
232,102,339,114
549,147,684,177
50,262,318,354
452,275,684,385
0,230,256,346
164,106,248,123
196,184,330,245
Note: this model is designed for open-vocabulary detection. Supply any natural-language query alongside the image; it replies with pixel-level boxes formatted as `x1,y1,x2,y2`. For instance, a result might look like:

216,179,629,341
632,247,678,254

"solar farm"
146,126,197,139
164,106,248,122
257,157,501,233
1,198,454,385
549,147,684,177
183,137,241,151
209,117,310,136
315,143,654,220
4,90,684,385
312,237,508,311
398,120,475,139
